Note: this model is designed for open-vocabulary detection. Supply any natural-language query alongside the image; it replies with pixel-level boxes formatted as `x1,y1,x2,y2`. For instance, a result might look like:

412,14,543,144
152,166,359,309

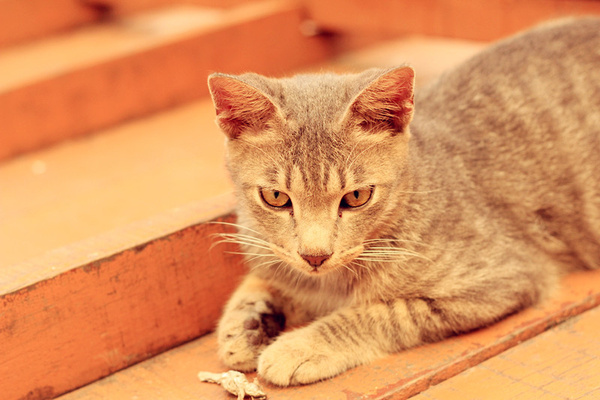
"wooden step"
0,0,267,50
0,34,485,274
0,35,485,400
54,270,600,400
0,203,247,400
0,0,101,49
305,0,600,41
413,306,600,400
0,98,231,269
0,0,333,161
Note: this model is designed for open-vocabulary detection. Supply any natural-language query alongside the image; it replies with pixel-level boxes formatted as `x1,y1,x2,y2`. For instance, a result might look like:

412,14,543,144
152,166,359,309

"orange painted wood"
0,0,98,48
306,0,600,41
0,210,247,400
0,98,232,271
0,0,334,161
56,270,600,400
0,35,484,271
414,306,600,399
0,0,255,49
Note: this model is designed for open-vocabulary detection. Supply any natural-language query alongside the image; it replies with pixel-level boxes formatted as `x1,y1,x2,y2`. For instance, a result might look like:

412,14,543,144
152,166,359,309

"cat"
207,17,600,386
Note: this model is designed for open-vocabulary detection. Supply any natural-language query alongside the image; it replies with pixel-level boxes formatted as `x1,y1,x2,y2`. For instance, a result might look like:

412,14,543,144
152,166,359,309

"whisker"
213,241,272,253
363,238,439,248
215,238,273,251
339,263,358,277
245,253,280,263
359,253,433,263
209,221,262,235
361,249,430,258
252,259,283,271
225,251,279,257
273,261,287,276
348,260,375,278
356,257,404,263
214,232,269,244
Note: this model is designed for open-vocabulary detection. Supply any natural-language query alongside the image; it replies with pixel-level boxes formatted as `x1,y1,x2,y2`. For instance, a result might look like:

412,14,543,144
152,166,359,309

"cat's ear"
344,66,415,135
208,74,278,139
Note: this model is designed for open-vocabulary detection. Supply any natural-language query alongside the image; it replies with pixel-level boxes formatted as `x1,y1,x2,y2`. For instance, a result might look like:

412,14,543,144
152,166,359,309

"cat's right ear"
208,74,278,139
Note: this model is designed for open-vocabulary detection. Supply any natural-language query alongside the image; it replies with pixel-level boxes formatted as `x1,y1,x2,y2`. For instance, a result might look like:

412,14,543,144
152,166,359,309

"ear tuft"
347,67,415,134
208,74,277,139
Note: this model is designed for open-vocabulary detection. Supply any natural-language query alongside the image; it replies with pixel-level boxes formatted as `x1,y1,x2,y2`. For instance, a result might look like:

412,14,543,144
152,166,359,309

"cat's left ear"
208,74,278,139
343,66,415,135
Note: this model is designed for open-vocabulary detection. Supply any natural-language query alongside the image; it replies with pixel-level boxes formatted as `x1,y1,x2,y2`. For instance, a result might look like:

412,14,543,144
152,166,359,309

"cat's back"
413,16,600,187
415,17,600,139
411,17,600,270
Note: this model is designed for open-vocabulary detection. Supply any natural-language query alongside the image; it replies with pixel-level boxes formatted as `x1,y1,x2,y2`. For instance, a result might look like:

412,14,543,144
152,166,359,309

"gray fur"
209,17,600,386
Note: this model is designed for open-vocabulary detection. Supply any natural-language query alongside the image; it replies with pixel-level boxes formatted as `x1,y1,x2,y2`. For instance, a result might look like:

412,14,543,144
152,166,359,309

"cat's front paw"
257,329,345,386
217,299,285,371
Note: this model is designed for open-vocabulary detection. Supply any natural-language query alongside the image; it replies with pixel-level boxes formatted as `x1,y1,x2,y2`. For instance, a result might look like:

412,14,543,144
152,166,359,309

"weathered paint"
56,270,600,400
0,213,247,400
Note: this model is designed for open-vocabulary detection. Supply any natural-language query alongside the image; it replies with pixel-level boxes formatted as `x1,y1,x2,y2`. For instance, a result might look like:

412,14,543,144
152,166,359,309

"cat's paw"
257,329,345,386
217,299,285,371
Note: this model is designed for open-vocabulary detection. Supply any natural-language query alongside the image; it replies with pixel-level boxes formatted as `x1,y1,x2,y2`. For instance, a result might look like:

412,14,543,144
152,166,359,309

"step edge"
0,192,236,296
0,0,300,93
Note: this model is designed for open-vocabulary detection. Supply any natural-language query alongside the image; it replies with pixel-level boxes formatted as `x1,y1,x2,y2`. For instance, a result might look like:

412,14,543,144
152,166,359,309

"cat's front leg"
217,274,285,371
257,304,396,386
258,292,535,386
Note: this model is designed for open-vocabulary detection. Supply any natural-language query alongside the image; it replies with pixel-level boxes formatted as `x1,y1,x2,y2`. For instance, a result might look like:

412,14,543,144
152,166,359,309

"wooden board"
0,0,259,48
0,98,231,270
306,0,600,41
0,0,333,160
55,269,600,400
414,306,600,399
0,208,247,400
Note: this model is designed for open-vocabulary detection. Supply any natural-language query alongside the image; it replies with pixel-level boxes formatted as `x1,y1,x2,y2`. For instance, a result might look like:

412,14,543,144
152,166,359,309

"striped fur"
209,18,600,386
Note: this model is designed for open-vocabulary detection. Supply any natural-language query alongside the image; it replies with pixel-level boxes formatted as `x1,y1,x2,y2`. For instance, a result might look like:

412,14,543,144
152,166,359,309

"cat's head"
208,67,415,276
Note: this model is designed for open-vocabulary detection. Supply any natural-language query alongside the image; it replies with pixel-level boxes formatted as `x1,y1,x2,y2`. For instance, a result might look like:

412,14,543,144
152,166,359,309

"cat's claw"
217,300,285,371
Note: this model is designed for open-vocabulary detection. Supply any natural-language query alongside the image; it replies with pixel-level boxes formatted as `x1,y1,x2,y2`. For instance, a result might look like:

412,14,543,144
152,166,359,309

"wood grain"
306,0,600,41
0,0,260,48
0,211,247,400
413,306,600,399
55,270,600,400
0,0,333,160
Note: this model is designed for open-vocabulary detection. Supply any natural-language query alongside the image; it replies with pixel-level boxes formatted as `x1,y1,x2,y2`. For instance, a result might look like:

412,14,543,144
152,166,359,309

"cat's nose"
301,253,331,267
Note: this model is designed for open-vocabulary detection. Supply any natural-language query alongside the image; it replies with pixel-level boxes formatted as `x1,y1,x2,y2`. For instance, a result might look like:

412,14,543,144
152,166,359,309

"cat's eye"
260,188,292,208
340,188,373,208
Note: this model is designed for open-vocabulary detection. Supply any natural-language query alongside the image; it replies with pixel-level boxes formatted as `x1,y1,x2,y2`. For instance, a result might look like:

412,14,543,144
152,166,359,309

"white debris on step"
198,370,267,400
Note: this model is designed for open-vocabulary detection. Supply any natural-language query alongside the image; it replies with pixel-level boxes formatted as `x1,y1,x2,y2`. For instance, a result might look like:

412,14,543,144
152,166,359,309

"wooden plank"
0,35,484,271
0,98,231,271
0,0,256,49
0,35,485,399
0,0,334,161
0,205,247,400
305,0,600,41
0,0,98,48
55,270,600,400
413,306,600,400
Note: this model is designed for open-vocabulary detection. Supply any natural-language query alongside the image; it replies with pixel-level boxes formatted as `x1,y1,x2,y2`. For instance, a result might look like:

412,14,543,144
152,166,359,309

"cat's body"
208,18,600,386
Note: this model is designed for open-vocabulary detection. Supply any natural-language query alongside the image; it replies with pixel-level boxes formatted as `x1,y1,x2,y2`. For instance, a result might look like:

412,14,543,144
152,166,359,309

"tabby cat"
207,18,600,386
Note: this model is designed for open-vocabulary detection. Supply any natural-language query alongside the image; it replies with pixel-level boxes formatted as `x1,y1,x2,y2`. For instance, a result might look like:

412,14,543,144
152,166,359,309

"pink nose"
301,254,331,267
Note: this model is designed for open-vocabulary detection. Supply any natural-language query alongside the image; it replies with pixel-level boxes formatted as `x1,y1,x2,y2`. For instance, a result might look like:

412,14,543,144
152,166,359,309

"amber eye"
260,189,292,208
340,188,373,208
